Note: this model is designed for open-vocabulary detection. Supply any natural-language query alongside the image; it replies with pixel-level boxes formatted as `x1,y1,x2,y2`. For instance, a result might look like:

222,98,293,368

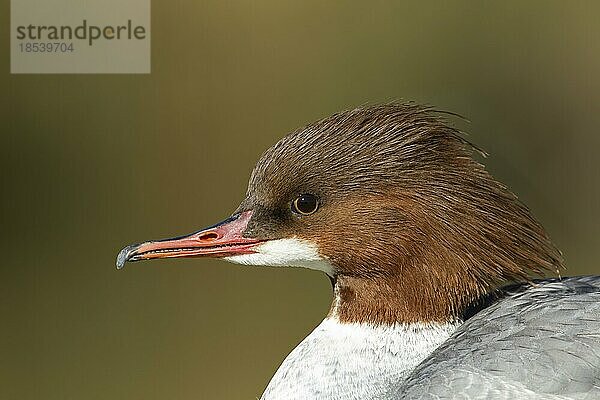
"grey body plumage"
398,277,600,399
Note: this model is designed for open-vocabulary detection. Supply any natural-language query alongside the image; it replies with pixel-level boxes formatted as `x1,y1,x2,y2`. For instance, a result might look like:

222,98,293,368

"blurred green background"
2,1,599,399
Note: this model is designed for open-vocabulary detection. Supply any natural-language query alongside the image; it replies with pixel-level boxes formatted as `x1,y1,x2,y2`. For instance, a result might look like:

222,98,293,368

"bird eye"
292,194,319,215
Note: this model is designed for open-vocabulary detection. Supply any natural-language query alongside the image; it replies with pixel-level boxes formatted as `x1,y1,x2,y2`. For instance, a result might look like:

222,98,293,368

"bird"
117,103,600,399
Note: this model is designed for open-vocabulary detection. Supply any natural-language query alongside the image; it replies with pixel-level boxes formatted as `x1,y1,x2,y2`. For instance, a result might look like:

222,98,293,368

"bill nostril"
198,232,219,241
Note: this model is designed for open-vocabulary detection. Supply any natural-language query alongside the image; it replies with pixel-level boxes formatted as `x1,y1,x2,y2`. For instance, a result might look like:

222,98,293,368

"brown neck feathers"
326,186,563,325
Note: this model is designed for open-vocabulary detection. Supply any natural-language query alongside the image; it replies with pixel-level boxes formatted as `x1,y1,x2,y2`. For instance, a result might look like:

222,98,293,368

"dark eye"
292,194,319,215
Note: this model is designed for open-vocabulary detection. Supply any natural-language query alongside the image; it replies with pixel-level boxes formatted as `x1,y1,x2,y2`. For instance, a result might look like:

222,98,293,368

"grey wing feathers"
397,276,600,399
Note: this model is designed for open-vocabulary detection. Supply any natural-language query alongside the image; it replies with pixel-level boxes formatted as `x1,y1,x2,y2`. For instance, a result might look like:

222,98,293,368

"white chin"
224,238,334,276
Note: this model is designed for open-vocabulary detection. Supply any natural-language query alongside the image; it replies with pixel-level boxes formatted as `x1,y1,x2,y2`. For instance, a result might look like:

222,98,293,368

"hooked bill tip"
116,244,139,270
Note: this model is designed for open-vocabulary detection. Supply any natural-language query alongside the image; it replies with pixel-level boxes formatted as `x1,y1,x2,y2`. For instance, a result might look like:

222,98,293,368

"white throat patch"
224,238,335,276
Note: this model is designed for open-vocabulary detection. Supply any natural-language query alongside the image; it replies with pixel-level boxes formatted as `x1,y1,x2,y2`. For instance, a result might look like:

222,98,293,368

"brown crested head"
237,103,563,323
118,103,563,325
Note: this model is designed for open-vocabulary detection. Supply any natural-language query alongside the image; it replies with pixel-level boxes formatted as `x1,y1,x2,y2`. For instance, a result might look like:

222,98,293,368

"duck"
117,103,600,399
